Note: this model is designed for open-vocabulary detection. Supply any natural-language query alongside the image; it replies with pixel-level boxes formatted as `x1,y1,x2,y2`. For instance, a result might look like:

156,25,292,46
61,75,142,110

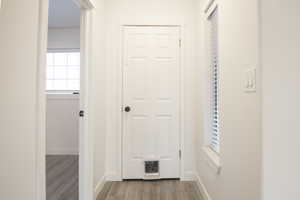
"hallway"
1,0,300,200
97,180,203,200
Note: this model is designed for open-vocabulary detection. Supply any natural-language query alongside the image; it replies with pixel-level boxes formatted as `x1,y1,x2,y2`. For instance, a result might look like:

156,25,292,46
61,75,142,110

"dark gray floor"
97,180,203,200
46,155,79,200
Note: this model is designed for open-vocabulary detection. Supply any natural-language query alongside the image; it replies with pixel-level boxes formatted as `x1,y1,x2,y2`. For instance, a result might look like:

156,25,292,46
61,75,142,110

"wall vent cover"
145,160,159,174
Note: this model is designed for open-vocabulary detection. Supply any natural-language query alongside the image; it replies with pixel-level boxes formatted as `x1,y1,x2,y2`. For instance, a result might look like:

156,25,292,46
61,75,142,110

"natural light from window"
209,7,220,153
46,52,80,91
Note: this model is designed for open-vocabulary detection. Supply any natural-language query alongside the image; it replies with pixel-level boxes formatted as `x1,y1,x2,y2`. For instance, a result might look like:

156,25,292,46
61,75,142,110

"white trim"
202,147,221,174
46,90,79,95
181,171,196,181
204,0,215,13
36,1,95,200
48,26,80,30
106,172,122,181
205,1,218,19
36,1,49,200
117,24,186,181
94,176,107,198
46,149,79,155
72,0,95,9
202,0,221,174
79,3,94,200
47,48,80,53
194,173,213,200
47,93,80,100
116,24,124,180
179,24,186,181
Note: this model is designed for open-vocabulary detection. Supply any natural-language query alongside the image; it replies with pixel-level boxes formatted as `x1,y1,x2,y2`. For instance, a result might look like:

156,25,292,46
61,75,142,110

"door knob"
124,106,131,112
79,110,84,117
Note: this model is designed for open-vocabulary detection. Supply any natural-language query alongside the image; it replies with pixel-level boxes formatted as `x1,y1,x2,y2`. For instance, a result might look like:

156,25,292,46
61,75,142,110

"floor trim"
94,176,106,198
194,173,213,200
105,172,122,181
181,171,196,181
46,149,79,155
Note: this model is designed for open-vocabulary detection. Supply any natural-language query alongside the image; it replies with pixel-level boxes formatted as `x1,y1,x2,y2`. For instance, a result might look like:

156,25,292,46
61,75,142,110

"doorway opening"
46,1,81,199
37,0,95,200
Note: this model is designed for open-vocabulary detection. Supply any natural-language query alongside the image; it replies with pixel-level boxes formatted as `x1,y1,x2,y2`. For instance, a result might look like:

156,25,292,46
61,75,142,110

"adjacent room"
46,0,80,200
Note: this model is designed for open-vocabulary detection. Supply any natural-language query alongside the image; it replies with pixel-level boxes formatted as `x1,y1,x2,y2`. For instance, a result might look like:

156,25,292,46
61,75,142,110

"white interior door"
79,9,93,200
122,26,181,179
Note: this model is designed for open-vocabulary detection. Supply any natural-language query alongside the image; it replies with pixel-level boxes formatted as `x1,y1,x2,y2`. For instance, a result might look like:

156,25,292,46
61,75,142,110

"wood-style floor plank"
46,155,79,200
97,180,203,200
47,156,202,200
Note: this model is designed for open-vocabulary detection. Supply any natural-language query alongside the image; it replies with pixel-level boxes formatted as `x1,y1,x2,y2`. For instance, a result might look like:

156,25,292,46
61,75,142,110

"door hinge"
179,39,182,47
179,150,182,159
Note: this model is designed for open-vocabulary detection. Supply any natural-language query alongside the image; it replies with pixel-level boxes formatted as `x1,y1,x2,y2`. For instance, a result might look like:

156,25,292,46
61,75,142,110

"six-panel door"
122,26,181,179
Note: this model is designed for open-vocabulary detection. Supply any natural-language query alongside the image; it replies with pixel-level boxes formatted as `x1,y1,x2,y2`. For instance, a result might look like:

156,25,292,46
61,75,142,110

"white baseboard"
105,172,122,181
194,173,213,200
181,171,196,181
46,148,79,155
94,175,106,199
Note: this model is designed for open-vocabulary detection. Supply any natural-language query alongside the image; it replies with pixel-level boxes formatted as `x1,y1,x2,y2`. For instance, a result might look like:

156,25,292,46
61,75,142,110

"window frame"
208,5,220,154
202,0,222,174
46,49,81,93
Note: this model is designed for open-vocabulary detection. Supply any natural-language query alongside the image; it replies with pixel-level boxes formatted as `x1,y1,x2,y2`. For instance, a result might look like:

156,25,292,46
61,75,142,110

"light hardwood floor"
97,180,203,200
46,156,202,200
46,155,79,200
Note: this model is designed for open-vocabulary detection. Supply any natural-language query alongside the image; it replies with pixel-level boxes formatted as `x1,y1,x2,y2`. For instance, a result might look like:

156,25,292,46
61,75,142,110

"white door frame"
116,24,186,180
36,1,95,200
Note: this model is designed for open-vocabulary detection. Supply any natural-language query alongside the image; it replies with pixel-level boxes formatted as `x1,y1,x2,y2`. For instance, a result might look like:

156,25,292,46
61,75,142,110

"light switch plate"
245,68,256,93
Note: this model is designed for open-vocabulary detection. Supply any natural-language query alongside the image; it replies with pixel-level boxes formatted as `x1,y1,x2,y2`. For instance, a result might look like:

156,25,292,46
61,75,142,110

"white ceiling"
48,0,80,28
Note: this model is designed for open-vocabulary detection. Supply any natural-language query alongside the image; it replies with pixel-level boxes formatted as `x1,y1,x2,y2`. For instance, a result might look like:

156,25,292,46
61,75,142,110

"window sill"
46,92,79,100
202,146,222,174
46,90,79,95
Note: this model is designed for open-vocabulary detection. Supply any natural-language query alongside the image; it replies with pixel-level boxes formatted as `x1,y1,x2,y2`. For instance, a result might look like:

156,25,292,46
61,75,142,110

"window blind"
209,8,220,153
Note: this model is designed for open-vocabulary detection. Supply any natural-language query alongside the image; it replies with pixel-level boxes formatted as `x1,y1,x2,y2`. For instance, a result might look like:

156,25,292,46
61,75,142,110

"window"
209,7,220,153
46,52,80,91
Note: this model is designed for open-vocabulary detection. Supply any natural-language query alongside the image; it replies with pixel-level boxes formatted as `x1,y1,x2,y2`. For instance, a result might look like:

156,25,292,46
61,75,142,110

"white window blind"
46,52,80,91
209,8,220,153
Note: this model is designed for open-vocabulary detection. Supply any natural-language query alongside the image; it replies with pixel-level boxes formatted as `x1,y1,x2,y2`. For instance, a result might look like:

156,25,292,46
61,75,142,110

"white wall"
48,27,80,50
0,0,40,199
103,0,199,181
46,94,79,155
261,0,300,199
195,0,262,200
89,0,107,194
46,28,80,155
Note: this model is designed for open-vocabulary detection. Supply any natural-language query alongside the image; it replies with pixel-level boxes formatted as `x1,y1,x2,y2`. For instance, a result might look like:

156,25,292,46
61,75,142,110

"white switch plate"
245,68,256,92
